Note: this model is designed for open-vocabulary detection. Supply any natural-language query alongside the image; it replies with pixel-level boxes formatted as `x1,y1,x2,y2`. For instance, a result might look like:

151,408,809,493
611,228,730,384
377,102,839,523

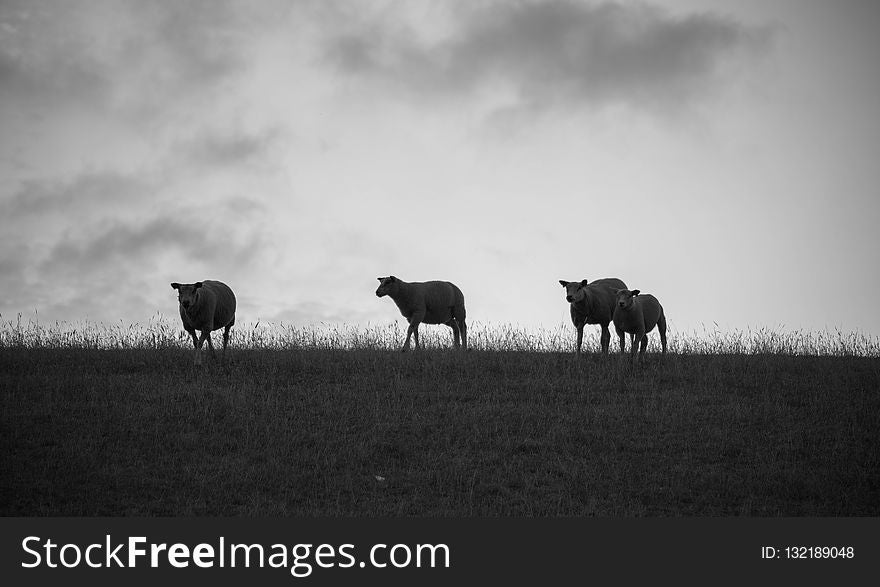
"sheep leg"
615,326,625,354
412,322,421,350
599,324,611,354
630,333,640,363
639,333,649,361
658,313,668,354
404,316,423,352
449,320,461,348
459,319,467,351
575,325,584,355
194,331,211,366
205,333,216,358
187,328,198,348
222,324,232,362
402,324,414,352
408,313,425,351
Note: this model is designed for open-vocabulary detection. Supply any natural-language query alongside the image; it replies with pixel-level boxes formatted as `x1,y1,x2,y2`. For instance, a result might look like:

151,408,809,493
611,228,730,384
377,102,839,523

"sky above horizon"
2,0,879,338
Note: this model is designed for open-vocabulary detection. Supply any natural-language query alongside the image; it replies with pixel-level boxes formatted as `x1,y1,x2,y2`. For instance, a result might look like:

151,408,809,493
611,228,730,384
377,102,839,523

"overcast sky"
2,0,879,338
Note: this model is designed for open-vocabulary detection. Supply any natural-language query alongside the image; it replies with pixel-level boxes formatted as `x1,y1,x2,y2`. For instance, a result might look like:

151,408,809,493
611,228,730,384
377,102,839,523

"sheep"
558,277,627,354
170,280,237,366
375,276,467,351
612,288,667,363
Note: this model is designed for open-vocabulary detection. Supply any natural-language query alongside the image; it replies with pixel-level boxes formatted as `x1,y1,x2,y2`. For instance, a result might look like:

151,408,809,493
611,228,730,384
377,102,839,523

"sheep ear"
171,282,180,290
632,290,640,296
389,276,397,282
559,280,568,287
580,279,589,287
194,282,203,290
377,277,384,282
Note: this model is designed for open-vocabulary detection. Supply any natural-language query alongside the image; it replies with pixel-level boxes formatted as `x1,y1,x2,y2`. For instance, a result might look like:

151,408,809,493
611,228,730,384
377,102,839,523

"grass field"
1,316,879,516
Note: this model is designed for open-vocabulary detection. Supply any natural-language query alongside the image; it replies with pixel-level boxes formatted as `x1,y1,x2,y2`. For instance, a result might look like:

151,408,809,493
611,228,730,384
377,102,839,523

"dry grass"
3,312,878,356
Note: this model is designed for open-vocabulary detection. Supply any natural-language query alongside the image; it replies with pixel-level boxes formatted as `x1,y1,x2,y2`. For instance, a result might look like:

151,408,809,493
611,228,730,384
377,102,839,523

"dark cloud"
132,0,249,86
0,2,112,108
0,121,280,320
39,205,270,279
2,171,153,220
179,128,284,168
0,169,273,321
219,194,269,218
17,201,269,319
1,130,277,227
324,0,775,113
0,0,254,120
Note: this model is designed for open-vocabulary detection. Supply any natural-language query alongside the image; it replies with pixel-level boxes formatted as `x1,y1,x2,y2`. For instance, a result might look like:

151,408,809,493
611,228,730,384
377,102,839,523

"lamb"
375,276,467,351
612,288,667,363
170,280,237,366
558,278,627,354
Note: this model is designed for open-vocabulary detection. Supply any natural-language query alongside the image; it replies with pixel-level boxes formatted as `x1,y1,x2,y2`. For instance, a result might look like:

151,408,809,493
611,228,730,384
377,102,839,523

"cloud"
41,217,217,276
323,0,775,114
10,201,271,322
0,162,275,321
0,0,256,120
2,171,153,221
178,128,285,168
39,200,272,277
0,1,332,323
1,125,281,230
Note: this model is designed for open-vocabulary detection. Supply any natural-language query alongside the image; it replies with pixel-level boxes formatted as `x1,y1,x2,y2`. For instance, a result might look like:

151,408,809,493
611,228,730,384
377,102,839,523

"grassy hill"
2,323,878,515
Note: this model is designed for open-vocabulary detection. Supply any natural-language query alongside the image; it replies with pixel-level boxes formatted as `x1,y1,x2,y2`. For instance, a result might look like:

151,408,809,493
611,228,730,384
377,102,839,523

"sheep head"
375,276,398,298
614,288,640,310
171,281,203,309
559,279,590,303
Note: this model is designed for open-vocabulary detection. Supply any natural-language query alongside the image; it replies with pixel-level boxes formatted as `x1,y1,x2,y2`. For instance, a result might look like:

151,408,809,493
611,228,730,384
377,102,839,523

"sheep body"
558,277,627,354
171,280,237,365
612,288,667,362
376,276,467,351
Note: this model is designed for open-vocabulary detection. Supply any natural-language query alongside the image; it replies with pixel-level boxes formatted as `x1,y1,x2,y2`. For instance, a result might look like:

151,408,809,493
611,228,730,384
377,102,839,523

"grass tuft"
2,312,878,356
